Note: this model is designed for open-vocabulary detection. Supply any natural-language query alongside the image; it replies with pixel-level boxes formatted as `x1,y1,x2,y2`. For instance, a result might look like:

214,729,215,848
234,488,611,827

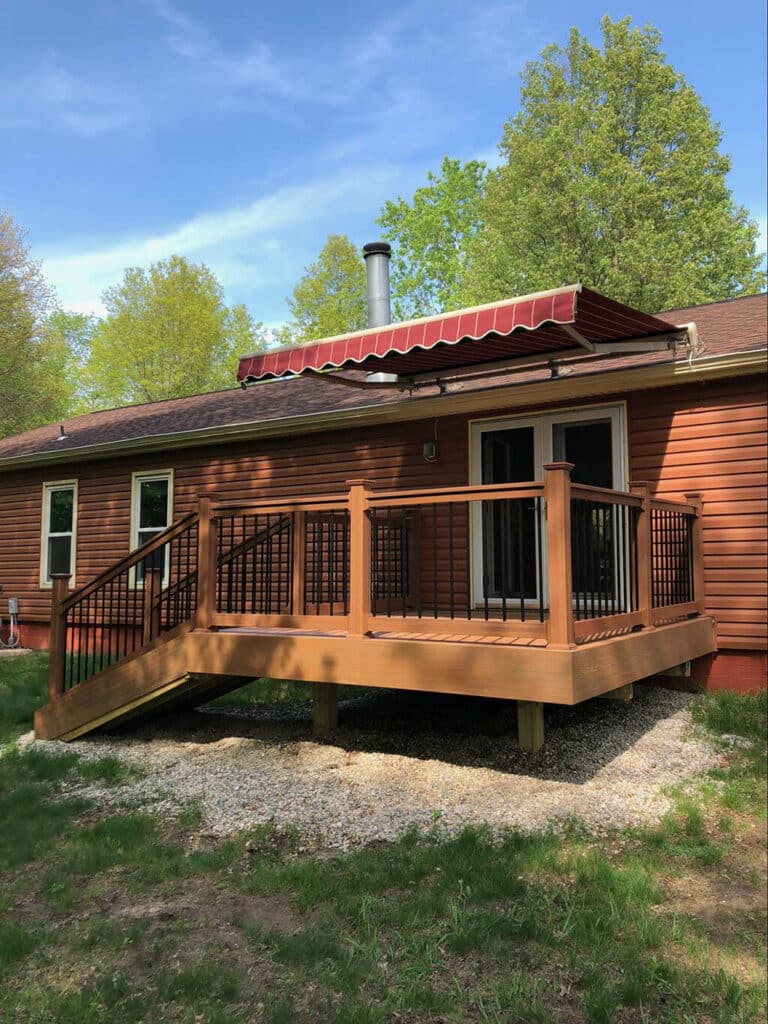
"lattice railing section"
651,503,697,617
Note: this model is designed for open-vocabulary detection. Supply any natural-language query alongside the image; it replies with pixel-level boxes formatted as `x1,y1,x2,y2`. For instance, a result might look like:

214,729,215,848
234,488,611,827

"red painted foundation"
688,650,767,694
5,621,50,651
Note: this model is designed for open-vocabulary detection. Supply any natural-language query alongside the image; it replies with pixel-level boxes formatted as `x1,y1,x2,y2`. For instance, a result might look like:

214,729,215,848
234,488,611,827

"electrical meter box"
8,598,18,616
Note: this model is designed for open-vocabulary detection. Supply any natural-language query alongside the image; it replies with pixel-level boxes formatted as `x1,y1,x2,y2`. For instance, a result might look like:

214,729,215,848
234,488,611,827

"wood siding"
628,377,767,651
1,375,765,653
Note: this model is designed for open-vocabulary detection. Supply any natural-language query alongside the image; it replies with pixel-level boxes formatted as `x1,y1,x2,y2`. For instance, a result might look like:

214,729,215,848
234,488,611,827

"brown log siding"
627,376,767,651
1,375,765,652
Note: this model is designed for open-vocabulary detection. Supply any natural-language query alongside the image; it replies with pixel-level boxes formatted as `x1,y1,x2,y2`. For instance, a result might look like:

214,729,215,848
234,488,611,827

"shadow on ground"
102,682,694,785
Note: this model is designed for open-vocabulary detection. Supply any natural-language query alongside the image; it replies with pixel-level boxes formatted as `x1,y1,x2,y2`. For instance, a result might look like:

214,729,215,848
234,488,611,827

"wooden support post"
291,510,306,615
630,481,654,630
313,682,338,737
347,479,372,636
544,462,575,649
684,493,705,616
599,683,634,701
142,567,161,644
517,700,544,752
48,574,70,703
196,496,218,629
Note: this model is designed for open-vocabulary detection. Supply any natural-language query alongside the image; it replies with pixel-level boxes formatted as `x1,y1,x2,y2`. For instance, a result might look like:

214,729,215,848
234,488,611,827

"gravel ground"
27,685,721,850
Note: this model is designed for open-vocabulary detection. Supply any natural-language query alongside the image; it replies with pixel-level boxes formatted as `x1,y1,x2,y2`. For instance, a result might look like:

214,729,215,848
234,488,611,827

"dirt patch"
657,815,767,984
112,885,306,936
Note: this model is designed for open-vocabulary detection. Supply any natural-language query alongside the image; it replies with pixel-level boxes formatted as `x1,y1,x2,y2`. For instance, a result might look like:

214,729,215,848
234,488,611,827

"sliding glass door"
470,405,626,610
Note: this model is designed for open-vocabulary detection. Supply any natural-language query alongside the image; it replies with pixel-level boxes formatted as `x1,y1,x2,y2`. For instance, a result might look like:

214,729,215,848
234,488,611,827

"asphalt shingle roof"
0,293,764,466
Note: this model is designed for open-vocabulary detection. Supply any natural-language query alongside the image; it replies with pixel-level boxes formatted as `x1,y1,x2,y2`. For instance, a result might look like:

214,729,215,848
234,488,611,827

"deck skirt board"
34,616,716,742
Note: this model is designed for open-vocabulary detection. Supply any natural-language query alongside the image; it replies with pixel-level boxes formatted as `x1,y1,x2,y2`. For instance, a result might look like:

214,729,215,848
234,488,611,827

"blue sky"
1,0,765,325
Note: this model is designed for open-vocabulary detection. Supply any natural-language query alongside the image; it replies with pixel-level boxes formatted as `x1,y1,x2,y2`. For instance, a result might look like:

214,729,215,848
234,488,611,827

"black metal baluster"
465,502,471,621
328,512,336,615
482,500,490,621
572,500,580,622
448,502,455,619
432,503,438,618
344,514,350,614
537,497,545,624
370,509,378,616
499,500,508,623
385,508,393,618
582,500,590,619
268,514,276,614
403,507,409,618
315,516,321,615
517,499,526,623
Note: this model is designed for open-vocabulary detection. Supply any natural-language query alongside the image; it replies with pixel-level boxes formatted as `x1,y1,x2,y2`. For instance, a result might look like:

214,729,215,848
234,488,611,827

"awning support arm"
559,324,596,352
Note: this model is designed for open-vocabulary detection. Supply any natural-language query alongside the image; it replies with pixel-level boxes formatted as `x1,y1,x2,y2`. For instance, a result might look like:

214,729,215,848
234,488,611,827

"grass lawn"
0,653,765,1023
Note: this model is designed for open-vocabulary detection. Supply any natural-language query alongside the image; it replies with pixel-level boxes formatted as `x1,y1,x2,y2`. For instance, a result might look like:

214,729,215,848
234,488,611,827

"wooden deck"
35,466,715,749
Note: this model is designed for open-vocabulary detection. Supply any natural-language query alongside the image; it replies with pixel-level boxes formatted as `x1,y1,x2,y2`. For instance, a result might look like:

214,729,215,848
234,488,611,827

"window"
131,471,173,584
41,482,77,586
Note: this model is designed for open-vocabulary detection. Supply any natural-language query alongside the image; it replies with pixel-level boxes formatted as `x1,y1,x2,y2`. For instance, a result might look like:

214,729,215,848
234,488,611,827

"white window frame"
40,480,78,588
130,469,174,587
467,402,628,608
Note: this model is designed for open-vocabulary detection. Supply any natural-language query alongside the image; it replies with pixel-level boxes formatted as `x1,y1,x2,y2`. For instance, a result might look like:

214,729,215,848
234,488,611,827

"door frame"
468,401,629,609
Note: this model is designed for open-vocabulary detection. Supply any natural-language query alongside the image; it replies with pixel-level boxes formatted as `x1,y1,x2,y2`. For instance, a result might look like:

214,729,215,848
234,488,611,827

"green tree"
40,310,98,414
462,17,766,311
378,157,487,318
0,212,70,437
85,256,266,405
286,234,367,342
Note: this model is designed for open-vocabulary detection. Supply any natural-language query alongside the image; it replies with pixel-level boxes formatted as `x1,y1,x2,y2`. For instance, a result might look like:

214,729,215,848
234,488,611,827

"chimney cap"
363,241,391,259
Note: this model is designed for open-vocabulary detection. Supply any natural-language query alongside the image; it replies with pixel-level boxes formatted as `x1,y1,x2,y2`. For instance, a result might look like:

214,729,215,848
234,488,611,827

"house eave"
0,348,764,475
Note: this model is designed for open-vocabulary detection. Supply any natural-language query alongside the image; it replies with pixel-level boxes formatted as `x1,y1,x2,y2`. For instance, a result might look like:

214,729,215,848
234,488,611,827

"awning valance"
237,285,682,383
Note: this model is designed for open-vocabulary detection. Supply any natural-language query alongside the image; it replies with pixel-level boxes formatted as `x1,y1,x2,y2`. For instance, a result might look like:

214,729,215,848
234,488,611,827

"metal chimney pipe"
363,241,397,382
363,241,392,327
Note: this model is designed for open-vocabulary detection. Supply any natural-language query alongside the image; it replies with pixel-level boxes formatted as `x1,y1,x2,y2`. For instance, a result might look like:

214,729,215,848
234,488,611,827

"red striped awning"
237,285,679,383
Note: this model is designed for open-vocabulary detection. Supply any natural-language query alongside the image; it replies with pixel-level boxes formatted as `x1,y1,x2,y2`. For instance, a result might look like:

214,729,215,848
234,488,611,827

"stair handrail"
60,511,198,613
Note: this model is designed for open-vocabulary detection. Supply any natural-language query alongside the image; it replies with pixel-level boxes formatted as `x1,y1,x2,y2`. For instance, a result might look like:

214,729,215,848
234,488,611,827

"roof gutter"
0,347,764,475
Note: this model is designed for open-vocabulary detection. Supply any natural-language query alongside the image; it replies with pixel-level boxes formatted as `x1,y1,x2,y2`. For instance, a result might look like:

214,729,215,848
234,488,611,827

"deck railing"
47,467,705,701
48,512,199,702
367,483,546,629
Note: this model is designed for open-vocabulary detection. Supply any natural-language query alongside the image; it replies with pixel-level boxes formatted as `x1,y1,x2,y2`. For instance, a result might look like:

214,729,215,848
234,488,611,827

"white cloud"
0,50,140,137
39,164,401,315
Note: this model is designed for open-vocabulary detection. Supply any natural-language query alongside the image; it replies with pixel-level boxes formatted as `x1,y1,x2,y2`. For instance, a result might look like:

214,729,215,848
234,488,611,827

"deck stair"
35,472,715,747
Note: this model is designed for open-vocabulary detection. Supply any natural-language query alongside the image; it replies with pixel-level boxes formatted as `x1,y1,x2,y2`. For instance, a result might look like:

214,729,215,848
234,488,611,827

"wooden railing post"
630,480,654,630
291,510,306,615
48,573,70,702
684,492,705,615
544,462,575,649
142,567,161,644
196,496,218,628
347,479,372,635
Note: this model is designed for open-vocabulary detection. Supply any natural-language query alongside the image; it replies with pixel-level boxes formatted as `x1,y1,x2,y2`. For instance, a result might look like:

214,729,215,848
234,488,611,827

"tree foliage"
378,157,487,318
85,256,266,406
0,212,76,437
462,17,765,311
286,234,367,342
40,310,98,414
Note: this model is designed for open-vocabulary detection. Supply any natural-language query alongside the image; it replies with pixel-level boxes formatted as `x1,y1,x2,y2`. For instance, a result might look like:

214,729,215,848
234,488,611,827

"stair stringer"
35,631,193,741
